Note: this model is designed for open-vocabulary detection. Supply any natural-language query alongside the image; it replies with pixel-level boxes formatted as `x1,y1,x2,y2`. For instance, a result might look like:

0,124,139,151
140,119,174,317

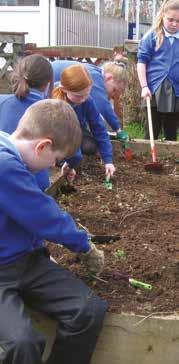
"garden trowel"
111,271,152,290
90,234,121,244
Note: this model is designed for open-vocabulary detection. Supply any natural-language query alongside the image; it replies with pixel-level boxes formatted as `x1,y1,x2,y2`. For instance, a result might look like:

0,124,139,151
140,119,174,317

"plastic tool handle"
129,278,152,290
104,177,112,190
146,96,156,163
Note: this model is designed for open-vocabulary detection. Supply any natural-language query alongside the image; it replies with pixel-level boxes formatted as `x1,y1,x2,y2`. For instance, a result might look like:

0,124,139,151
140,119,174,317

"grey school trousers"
0,249,107,364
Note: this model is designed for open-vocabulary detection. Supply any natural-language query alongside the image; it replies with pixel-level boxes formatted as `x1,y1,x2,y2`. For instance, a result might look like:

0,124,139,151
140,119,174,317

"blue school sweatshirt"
69,96,113,165
137,31,179,95
52,96,113,169
0,90,50,190
0,131,90,265
51,60,121,131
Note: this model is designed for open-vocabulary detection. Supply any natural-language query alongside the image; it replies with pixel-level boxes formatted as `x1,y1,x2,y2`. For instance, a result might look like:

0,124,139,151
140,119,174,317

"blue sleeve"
66,148,83,169
51,60,77,83
0,153,90,253
137,31,156,64
84,64,121,131
34,169,50,191
85,98,113,164
90,80,121,131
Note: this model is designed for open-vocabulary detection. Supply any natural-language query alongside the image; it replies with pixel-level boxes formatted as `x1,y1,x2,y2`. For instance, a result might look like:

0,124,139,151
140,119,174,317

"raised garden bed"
32,140,179,364
47,141,178,315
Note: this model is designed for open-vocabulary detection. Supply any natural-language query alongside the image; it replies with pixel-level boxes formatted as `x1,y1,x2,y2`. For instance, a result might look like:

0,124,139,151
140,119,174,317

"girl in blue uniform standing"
0,54,53,190
52,64,116,181
137,0,179,140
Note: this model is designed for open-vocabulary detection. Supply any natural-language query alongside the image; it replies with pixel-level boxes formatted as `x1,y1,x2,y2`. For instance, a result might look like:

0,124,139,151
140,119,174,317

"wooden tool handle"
146,96,156,163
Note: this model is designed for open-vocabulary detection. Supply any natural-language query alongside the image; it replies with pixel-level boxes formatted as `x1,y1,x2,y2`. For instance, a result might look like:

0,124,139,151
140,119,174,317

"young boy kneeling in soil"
0,99,106,364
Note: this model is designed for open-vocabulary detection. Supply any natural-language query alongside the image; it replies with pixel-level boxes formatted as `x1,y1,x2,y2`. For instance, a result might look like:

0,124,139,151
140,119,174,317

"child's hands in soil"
105,163,116,180
82,243,104,275
61,162,76,184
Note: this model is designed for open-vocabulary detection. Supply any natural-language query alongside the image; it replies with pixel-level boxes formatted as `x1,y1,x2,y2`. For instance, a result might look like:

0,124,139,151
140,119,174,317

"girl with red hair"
53,64,116,181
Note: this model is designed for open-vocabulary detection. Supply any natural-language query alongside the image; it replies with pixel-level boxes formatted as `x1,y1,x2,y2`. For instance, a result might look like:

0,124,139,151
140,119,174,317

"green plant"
125,122,144,139
114,249,126,259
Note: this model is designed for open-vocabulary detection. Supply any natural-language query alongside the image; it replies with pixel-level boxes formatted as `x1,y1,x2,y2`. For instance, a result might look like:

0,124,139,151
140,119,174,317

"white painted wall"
0,0,57,46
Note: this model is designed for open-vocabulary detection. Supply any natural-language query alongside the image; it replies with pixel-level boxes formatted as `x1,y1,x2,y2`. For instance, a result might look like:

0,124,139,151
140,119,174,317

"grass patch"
125,122,144,139
125,121,179,140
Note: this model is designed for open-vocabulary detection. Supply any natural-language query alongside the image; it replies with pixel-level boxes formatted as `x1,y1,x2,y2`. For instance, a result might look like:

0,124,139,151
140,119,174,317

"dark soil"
47,143,179,315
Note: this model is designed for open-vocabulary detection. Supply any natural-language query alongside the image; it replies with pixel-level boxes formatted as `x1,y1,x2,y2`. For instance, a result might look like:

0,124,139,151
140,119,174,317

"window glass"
0,0,39,5
56,0,72,7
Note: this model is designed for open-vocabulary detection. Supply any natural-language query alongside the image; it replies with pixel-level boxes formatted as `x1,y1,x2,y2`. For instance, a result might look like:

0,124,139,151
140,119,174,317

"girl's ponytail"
10,55,53,99
11,74,29,98
52,86,67,100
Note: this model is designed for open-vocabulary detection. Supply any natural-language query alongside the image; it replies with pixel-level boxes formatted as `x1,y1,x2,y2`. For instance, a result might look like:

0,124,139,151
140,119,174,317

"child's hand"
141,86,152,99
66,168,76,184
82,243,104,275
105,163,116,179
61,162,76,184
116,129,129,142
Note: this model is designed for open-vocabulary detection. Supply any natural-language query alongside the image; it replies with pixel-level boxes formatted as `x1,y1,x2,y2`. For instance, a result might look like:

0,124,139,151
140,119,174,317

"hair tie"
113,61,127,68
23,76,28,81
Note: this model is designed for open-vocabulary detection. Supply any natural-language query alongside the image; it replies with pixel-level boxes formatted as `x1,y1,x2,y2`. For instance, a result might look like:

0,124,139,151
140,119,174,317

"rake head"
144,162,163,173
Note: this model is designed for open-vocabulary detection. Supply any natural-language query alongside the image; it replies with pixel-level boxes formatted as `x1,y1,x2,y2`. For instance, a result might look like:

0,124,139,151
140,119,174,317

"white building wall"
0,0,57,46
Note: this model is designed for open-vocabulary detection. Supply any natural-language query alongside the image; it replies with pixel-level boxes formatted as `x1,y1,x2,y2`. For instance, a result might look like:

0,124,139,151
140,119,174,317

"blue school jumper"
51,60,121,131
67,96,113,167
0,90,50,190
0,131,90,265
137,31,179,96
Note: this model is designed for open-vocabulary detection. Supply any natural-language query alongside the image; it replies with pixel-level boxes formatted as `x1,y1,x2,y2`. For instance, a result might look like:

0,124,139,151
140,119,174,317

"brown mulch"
47,143,179,315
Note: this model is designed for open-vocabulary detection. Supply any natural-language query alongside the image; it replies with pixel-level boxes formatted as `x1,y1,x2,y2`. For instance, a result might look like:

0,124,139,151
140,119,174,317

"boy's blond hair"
16,99,82,156
153,0,179,50
103,61,128,84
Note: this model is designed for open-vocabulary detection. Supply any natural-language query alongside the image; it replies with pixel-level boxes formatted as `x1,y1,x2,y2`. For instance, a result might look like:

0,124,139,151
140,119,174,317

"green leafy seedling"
115,249,126,259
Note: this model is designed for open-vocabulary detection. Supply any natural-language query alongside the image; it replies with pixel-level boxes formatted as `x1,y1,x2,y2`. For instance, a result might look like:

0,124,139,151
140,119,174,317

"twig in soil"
133,311,177,328
129,265,134,273
111,289,117,295
89,273,108,284
58,255,65,262
50,256,57,263
78,222,90,233
118,208,150,229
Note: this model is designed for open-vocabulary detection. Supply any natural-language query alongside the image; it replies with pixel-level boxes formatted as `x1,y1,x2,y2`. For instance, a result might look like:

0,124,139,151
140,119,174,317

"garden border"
29,310,179,364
